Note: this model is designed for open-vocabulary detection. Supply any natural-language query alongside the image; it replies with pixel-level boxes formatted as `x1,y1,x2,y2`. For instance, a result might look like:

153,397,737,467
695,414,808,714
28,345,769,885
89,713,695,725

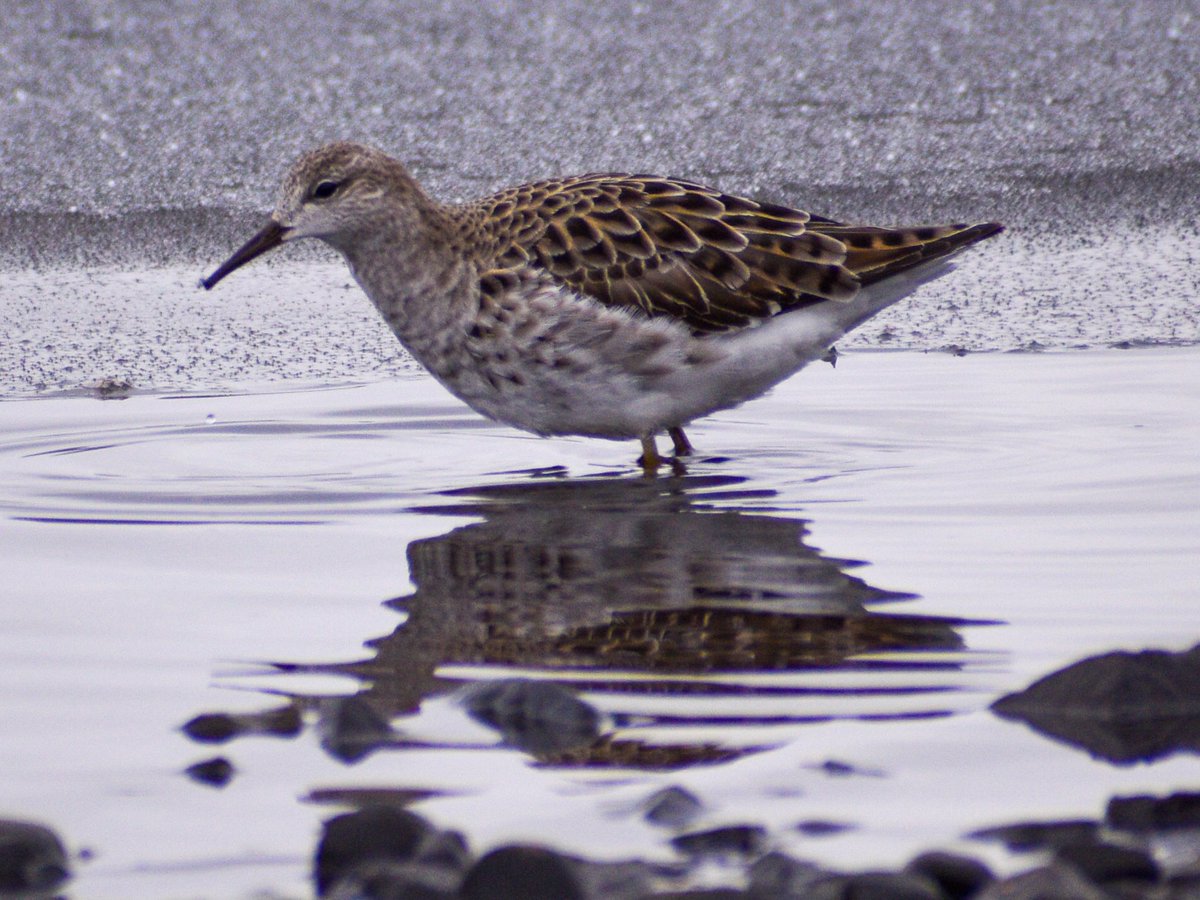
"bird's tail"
812,221,1004,334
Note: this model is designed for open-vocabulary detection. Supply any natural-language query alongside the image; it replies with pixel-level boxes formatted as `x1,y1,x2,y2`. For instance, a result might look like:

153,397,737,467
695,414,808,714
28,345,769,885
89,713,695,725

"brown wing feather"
808,221,1004,285
464,175,1001,334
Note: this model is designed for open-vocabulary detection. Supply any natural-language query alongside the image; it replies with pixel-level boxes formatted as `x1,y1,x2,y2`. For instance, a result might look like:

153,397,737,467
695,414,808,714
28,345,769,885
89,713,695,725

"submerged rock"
459,845,586,900
318,696,395,763
1054,841,1159,885
643,786,705,830
181,703,302,744
671,825,768,858
991,645,1200,763
975,864,1107,900
183,756,235,788
315,805,439,896
1106,791,1200,831
905,851,995,899
0,819,70,895
747,852,826,898
458,678,602,756
969,819,1101,851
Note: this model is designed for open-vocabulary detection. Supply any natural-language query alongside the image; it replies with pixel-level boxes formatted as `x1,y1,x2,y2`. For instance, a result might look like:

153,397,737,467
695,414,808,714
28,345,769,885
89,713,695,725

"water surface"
1,347,1196,897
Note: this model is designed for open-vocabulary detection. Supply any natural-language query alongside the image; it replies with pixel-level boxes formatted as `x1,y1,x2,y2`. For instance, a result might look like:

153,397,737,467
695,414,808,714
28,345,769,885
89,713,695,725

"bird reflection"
274,473,994,771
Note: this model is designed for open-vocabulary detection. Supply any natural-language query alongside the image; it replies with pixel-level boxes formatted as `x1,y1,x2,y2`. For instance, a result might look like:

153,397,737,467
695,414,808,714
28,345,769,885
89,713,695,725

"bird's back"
452,174,1002,338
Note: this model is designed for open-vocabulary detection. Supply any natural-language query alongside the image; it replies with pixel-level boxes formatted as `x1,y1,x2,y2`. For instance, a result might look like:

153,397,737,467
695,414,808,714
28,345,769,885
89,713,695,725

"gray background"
3,0,1199,267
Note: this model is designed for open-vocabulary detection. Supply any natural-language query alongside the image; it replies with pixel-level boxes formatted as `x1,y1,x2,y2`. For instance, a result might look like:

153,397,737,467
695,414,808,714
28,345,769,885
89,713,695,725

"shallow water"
1,346,1197,897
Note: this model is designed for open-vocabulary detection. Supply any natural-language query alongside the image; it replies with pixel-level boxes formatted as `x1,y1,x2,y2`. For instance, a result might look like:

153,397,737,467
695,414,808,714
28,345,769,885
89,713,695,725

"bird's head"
201,141,424,290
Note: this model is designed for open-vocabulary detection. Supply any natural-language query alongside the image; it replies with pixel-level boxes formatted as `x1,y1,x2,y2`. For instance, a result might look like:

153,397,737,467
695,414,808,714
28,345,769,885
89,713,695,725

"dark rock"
324,859,460,899
975,863,1108,899
969,819,1100,851
459,845,586,900
318,696,394,763
1107,791,1200,831
414,829,471,873
576,858,659,899
671,825,768,858
1056,841,1159,884
88,376,134,399
905,851,994,899
0,819,70,895
1167,874,1200,897
323,822,472,899
258,703,305,736
181,703,302,743
838,871,945,899
314,805,434,896
183,756,235,787
991,646,1200,763
643,786,704,830
747,851,827,898
181,711,240,743
766,870,944,900
459,679,601,755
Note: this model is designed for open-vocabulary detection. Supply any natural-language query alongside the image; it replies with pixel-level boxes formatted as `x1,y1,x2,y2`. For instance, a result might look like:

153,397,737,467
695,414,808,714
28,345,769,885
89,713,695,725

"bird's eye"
311,180,341,200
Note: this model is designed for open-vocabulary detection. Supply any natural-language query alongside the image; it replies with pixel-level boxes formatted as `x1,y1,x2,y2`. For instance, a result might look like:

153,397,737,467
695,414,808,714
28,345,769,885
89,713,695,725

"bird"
202,142,1002,472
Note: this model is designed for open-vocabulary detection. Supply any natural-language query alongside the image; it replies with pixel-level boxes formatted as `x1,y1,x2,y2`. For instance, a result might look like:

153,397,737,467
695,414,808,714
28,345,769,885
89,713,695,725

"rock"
318,696,394,763
905,851,994,899
1106,791,1200,831
1055,841,1159,885
991,646,1200,763
414,829,472,873
87,376,134,399
577,858,661,899
968,819,1100,851
0,819,70,895
314,805,434,896
183,756,235,787
181,711,240,743
833,871,944,899
747,851,827,898
671,825,768,858
458,679,601,755
643,786,704,830
325,826,474,899
181,704,302,743
324,859,460,899
975,863,1108,899
459,845,587,900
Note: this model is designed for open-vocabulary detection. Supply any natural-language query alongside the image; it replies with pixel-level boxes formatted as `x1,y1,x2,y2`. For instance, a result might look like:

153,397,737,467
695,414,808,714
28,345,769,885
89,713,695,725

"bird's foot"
639,435,689,476
638,436,662,475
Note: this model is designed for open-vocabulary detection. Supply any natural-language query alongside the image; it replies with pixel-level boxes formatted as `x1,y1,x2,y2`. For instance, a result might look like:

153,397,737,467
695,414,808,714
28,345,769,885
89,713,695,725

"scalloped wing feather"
465,175,1000,334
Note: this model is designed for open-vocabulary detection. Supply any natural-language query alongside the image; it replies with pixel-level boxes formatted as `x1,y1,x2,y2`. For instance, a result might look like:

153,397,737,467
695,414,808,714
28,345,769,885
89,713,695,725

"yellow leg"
638,435,662,473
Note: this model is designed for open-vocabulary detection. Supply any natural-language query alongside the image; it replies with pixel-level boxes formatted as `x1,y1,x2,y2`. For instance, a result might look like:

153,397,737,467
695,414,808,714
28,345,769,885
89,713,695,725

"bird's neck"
338,204,478,350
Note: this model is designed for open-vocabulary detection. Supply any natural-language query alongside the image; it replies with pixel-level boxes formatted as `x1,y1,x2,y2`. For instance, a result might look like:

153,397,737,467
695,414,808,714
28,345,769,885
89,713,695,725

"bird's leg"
668,426,694,457
638,435,662,474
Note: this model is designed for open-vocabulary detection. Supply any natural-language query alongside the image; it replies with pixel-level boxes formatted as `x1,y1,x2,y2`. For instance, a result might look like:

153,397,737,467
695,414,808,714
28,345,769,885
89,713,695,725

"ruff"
203,142,1002,471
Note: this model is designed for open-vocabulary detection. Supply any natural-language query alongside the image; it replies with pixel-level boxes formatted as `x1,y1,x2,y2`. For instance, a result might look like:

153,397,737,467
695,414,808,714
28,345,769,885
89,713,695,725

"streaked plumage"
203,142,1002,471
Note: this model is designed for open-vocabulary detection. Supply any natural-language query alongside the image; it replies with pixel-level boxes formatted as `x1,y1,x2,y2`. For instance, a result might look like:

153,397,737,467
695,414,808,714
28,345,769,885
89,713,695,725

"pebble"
0,819,70,895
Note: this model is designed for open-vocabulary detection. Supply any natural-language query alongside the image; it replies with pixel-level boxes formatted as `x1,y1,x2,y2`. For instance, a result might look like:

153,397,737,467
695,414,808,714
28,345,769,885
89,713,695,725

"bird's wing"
469,174,999,334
